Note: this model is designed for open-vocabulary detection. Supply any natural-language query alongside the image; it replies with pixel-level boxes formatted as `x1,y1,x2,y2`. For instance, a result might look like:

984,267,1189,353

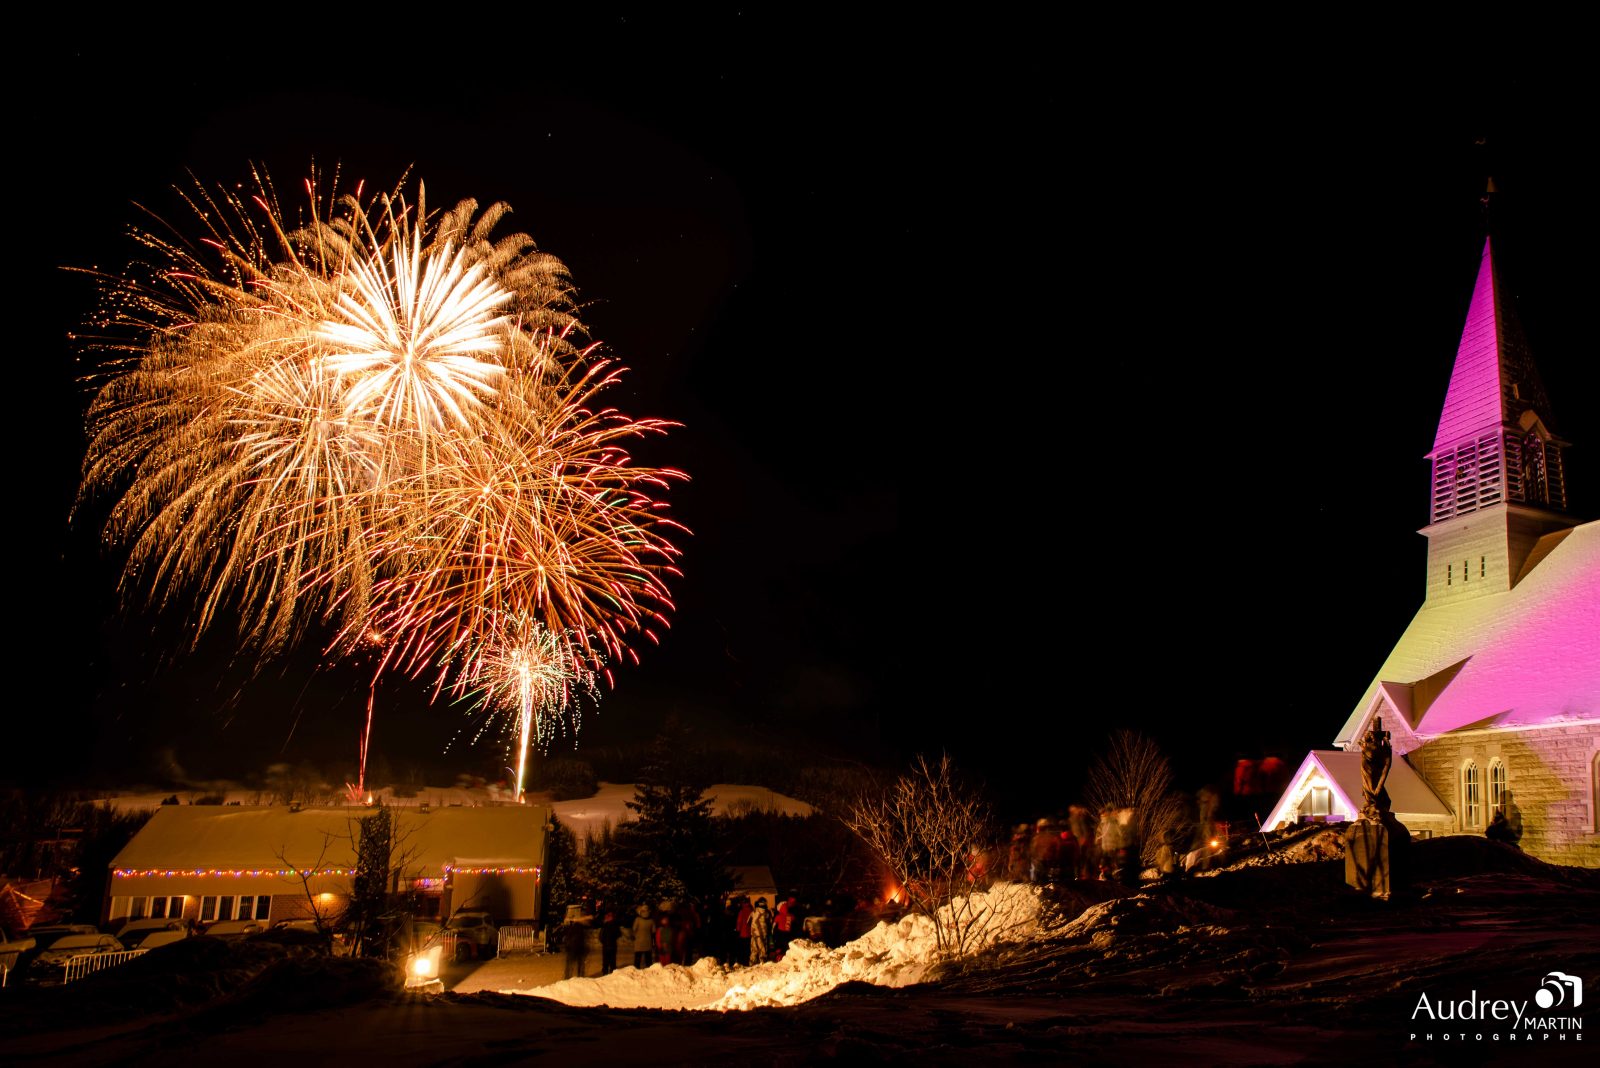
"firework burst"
77,166,684,786
455,612,597,800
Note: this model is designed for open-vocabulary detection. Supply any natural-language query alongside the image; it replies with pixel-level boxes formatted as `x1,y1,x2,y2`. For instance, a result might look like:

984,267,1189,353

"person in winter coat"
1029,819,1060,882
598,910,621,975
732,895,752,960
1096,806,1120,880
562,918,589,979
748,897,774,965
631,905,655,969
774,898,796,958
671,901,696,966
653,912,675,965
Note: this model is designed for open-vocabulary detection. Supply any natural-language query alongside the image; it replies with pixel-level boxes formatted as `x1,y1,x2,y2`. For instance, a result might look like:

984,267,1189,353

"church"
1264,237,1599,867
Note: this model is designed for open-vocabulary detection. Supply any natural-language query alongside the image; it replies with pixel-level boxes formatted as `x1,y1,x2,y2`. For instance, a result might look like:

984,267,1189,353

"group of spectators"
991,806,1144,887
555,892,834,977
988,791,1228,887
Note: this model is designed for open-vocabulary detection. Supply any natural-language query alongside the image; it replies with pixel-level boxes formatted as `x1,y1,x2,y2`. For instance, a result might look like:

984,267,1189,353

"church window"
1447,563,1452,586
1591,752,1599,834
1488,760,1507,815
1305,786,1331,817
1463,559,1469,581
1461,762,1482,830
1480,556,1486,578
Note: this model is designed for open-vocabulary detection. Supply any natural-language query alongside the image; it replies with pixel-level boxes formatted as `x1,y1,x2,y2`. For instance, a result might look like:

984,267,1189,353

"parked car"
249,920,330,950
28,933,125,982
137,929,190,952
0,936,35,978
114,918,189,950
201,920,264,940
444,910,497,961
5,925,98,974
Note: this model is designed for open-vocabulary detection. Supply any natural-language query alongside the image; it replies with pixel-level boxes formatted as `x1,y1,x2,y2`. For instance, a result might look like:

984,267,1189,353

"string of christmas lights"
113,868,355,879
114,864,542,878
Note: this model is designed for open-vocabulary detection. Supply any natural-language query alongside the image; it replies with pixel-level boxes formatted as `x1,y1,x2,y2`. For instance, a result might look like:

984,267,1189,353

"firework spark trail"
347,344,688,689
455,612,597,800
77,168,684,792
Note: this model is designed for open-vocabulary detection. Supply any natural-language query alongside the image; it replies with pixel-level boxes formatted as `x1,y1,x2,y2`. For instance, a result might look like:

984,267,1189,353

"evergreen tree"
540,815,580,930
347,805,394,956
615,716,729,908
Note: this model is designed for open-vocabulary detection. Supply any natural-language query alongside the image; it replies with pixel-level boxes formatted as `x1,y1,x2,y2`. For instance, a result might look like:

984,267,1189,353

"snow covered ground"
459,882,1045,1011
7,838,1597,1064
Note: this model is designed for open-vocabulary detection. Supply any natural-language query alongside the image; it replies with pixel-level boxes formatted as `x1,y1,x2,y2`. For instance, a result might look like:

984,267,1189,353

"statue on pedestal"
1344,717,1407,900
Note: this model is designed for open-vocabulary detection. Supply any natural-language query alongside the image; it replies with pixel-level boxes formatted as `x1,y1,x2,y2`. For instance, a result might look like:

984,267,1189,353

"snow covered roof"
1263,750,1451,829
1335,521,1600,745
111,804,548,879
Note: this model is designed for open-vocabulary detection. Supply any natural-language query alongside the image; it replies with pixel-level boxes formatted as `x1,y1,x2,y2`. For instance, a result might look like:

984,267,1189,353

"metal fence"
497,925,538,956
64,949,147,984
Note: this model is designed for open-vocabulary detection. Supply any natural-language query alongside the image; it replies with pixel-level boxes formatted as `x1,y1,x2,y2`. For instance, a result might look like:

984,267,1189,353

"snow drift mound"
522,882,1044,1012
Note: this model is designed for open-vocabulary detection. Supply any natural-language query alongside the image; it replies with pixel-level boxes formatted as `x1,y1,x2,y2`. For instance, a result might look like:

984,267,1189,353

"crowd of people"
551,892,876,976
546,791,1247,976
984,791,1229,888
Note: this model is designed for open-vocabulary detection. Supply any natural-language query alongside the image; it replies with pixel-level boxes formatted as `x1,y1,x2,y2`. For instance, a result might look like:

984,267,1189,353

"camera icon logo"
1534,971,1583,1010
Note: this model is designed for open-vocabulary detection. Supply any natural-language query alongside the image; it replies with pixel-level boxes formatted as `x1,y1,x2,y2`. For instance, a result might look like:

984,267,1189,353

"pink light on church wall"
1413,527,1599,737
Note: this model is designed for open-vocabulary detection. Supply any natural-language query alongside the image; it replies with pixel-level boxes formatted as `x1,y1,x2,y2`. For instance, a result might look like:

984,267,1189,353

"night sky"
10,18,1596,817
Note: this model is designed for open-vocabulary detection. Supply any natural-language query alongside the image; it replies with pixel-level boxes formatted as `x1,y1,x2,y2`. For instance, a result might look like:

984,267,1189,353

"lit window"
1489,760,1507,814
1462,762,1482,829
201,896,218,922
1310,786,1331,816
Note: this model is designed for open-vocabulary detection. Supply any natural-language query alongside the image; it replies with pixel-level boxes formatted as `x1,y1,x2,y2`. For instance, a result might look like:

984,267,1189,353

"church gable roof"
1342,685,1426,756
1263,749,1451,828
1431,238,1556,455
1335,521,1600,744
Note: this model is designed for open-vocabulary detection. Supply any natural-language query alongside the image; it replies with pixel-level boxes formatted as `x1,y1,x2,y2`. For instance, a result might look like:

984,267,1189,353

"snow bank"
520,882,1043,1012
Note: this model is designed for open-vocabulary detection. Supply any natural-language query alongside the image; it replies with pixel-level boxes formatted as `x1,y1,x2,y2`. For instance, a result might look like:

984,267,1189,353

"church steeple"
1428,238,1567,522
1422,238,1575,604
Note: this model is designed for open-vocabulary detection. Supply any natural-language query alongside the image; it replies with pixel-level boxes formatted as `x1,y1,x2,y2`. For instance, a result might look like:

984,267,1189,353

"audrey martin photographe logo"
1410,971,1585,1043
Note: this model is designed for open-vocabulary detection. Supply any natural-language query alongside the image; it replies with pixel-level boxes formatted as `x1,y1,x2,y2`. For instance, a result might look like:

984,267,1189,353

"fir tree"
347,805,394,956
616,716,729,908
540,815,580,930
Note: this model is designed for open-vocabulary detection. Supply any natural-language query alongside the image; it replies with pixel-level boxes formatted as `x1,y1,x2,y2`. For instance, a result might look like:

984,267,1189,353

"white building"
1265,239,1599,866
107,803,549,926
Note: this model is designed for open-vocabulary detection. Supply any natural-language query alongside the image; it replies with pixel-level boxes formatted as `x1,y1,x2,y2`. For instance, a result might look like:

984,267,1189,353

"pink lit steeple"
1421,236,1575,604
1426,238,1566,524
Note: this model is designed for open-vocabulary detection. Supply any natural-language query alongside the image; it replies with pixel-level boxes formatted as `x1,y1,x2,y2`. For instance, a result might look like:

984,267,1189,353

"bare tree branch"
842,754,1000,958
1085,730,1191,867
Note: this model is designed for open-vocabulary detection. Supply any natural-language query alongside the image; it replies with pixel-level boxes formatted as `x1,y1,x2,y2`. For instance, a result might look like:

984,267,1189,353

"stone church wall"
1410,723,1600,867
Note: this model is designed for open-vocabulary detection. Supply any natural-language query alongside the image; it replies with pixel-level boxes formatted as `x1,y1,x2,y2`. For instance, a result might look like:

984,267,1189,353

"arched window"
1488,759,1508,815
1462,762,1482,830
